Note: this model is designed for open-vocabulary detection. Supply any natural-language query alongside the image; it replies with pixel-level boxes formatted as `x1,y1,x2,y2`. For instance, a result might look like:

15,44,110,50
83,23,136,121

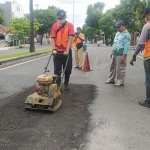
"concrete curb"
0,44,44,51
0,51,51,68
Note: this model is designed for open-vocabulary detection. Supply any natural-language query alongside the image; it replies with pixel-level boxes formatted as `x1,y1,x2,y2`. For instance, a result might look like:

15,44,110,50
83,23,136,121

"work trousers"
53,50,72,86
108,55,127,84
144,59,150,101
75,47,83,68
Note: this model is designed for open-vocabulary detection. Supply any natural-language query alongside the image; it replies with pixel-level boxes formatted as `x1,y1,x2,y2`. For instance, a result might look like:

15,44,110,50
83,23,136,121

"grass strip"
0,48,51,60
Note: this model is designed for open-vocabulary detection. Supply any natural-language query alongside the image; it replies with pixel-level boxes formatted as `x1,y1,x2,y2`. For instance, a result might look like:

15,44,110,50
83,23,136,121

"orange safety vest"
55,22,69,48
74,33,83,49
144,40,150,58
144,22,150,58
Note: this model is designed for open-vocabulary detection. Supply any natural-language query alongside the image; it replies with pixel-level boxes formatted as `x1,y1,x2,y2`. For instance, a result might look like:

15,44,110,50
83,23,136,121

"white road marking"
0,55,49,71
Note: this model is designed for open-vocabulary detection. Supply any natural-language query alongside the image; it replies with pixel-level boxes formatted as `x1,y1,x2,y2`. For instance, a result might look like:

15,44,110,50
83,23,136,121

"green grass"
0,48,51,60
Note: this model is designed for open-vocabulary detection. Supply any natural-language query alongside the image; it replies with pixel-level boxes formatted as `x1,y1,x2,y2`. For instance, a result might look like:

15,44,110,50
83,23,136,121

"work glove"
130,55,136,66
52,49,57,55
63,50,69,55
110,53,113,59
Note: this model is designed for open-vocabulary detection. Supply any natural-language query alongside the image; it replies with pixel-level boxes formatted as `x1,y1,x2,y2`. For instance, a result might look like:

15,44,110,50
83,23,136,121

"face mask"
145,18,148,23
58,19,66,24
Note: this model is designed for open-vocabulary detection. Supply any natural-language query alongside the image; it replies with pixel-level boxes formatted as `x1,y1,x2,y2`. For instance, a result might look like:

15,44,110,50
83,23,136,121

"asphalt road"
0,44,51,56
0,44,150,150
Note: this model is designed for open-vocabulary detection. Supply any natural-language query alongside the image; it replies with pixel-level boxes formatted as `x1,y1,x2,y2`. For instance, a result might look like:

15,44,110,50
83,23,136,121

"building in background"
0,0,24,27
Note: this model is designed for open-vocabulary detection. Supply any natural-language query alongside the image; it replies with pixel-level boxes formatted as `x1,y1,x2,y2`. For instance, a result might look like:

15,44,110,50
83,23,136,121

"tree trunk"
130,33,134,46
40,34,43,45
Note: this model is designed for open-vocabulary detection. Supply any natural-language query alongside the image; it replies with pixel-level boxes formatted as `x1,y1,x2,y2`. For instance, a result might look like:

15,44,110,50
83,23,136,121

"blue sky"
0,0,120,28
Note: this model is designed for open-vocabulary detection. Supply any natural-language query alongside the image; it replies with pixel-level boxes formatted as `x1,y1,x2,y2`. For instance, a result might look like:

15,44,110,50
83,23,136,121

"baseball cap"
143,7,150,17
57,9,66,19
115,20,125,28
77,27,81,31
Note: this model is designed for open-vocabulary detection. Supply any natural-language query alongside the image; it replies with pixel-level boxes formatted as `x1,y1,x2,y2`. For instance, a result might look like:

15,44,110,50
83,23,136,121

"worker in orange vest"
74,27,85,70
130,7,150,108
51,9,74,90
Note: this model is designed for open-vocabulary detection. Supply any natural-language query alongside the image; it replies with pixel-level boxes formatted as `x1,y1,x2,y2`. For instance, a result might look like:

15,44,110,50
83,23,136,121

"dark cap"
57,9,66,19
77,27,81,31
115,20,125,28
143,7,150,16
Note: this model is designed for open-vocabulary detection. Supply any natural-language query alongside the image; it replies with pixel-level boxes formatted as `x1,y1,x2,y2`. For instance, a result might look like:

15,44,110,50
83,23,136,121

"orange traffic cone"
82,52,92,72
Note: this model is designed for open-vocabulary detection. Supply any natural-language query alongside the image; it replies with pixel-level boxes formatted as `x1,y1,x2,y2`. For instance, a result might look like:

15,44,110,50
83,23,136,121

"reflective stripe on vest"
144,22,150,58
144,39,150,58
55,22,69,48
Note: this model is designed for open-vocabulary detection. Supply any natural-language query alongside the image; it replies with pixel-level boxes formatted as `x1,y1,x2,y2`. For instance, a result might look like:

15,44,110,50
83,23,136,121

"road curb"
0,51,51,68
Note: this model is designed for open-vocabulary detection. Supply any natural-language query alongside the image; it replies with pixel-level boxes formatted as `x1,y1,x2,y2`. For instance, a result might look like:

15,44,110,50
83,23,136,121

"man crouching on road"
105,20,131,87
51,9,74,90
130,7,150,108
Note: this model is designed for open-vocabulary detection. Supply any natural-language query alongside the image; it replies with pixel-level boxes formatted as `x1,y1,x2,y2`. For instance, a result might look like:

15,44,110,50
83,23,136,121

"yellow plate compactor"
25,75,62,112
25,53,68,112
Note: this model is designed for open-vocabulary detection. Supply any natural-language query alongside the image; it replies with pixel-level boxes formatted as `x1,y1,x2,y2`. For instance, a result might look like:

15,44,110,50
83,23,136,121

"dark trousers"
144,59,150,101
53,50,72,86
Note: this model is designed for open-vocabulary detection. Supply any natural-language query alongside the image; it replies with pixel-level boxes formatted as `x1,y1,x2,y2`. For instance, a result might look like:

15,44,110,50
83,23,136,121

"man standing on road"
74,27,84,70
51,9,74,90
105,20,131,87
130,7,150,108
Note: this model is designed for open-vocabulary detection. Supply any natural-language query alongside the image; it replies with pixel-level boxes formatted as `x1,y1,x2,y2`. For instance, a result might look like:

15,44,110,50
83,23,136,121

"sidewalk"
0,43,50,51
0,44,30,51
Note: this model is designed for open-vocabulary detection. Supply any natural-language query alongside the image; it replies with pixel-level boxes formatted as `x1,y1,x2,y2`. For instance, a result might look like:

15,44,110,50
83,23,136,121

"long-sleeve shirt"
113,30,131,55
134,23,150,61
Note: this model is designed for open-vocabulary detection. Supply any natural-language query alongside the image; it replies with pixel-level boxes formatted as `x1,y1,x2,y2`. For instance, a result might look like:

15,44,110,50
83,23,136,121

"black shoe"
64,83,69,91
139,100,150,108
78,67,82,70
74,66,79,69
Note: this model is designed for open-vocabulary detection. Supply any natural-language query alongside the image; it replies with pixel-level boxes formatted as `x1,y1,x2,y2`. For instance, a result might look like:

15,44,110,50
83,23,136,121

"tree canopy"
82,2,104,39
85,2,105,29
82,24,101,39
0,9,4,24
33,6,59,35
83,0,150,40
8,18,42,39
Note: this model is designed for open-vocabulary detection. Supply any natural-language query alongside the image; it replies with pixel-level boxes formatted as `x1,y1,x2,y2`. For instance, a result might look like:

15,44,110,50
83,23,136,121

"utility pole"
34,4,39,10
29,0,35,52
73,0,74,26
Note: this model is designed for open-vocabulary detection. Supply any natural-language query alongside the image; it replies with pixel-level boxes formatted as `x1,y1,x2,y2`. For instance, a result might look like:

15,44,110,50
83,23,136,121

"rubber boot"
146,85,150,102
139,86,150,108
56,78,61,87
64,74,70,91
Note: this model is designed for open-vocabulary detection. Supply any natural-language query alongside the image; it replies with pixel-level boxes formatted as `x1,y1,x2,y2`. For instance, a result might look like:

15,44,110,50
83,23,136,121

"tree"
8,18,42,46
146,0,150,6
85,2,105,28
33,6,58,45
98,0,149,34
86,0,150,45
0,9,4,24
82,24,101,40
99,9,116,39
111,0,150,33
